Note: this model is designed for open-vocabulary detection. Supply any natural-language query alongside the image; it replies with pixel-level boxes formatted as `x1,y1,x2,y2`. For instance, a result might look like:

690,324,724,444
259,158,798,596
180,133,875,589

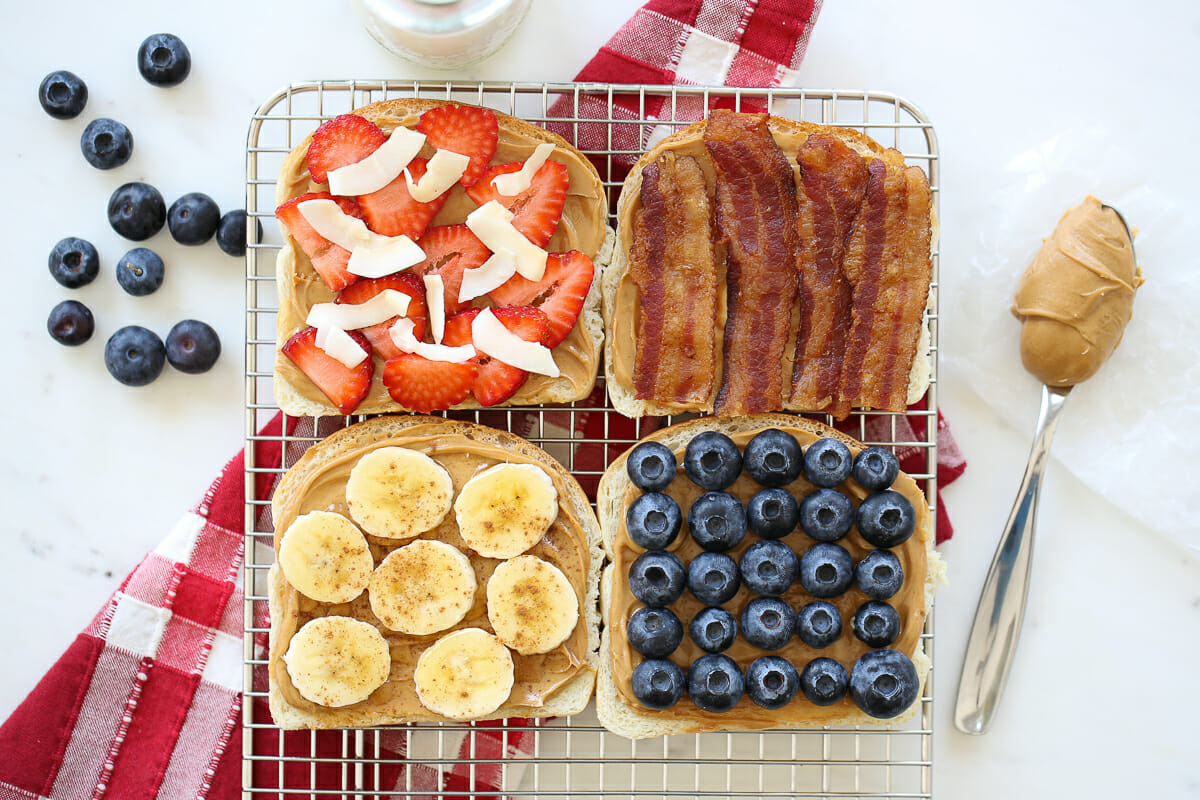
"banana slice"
368,540,477,635
486,555,579,655
453,463,559,559
345,446,454,541
414,627,515,720
283,616,391,708
277,510,374,604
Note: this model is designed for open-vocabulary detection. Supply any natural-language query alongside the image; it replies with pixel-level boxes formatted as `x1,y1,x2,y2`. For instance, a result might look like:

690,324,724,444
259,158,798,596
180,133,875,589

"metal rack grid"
242,81,940,799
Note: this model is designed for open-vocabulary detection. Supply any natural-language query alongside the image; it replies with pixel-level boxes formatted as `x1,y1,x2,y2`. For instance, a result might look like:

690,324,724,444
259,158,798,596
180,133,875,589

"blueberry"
687,492,746,552
104,325,166,387
628,550,686,608
747,488,798,539
689,606,738,653
739,540,798,597
795,600,843,649
686,551,740,606
216,209,262,257
852,446,900,491
855,550,904,600
745,655,800,710
627,606,684,658
38,70,87,119
857,490,917,548
683,431,742,491
849,649,920,719
48,237,99,288
803,438,853,488
80,118,133,170
686,654,744,713
800,657,849,706
166,319,221,374
138,33,191,87
626,492,682,550
47,300,94,346
798,488,855,542
740,597,796,651
626,441,678,493
798,542,854,598
631,658,685,710
108,182,166,241
852,601,901,647
743,429,803,487
115,247,165,296
168,192,220,245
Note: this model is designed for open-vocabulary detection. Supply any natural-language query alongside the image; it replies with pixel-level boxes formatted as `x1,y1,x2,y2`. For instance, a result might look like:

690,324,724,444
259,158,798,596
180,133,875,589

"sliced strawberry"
441,306,551,407
281,326,373,414
276,191,357,292
465,159,569,248
334,194,366,220
335,272,428,360
357,157,448,240
408,225,491,315
305,114,388,185
487,251,594,348
416,104,498,188
381,353,477,412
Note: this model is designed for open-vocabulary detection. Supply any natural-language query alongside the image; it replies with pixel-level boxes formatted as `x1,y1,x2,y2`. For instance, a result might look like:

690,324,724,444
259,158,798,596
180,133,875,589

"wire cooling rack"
242,81,940,799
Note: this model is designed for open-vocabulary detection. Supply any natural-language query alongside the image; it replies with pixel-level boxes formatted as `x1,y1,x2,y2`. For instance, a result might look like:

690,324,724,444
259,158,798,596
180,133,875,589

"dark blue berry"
108,182,166,241
689,606,737,653
686,551,740,606
631,658,685,710
852,601,901,647
38,70,87,119
747,488,798,539
852,446,900,491
745,655,800,710
216,209,262,257
743,429,803,487
80,118,133,170
626,441,678,493
683,431,742,491
800,657,849,706
626,492,682,550
855,550,904,600
740,597,796,651
166,319,221,374
739,540,798,597
798,488,855,542
628,550,686,608
798,542,854,598
138,33,191,87
795,600,843,649
686,654,744,713
115,247,165,296
687,492,746,552
47,300,94,346
857,490,917,548
803,438,853,488
48,237,99,288
168,192,220,245
849,649,919,719
627,606,684,658
104,325,166,386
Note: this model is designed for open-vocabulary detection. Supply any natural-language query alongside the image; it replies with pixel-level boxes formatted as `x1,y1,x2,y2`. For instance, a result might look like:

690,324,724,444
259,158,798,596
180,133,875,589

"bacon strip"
704,110,800,416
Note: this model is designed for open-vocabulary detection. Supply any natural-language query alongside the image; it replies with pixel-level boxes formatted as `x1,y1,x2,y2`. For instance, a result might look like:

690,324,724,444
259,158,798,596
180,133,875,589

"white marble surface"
3,0,1198,796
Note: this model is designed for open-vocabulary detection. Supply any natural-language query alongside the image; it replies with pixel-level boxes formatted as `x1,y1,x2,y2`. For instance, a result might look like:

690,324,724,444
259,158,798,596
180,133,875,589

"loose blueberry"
856,490,917,548
626,492,682,550
686,551,740,606
627,606,684,658
631,658,686,710
803,438,853,488
795,600,843,649
168,192,220,245
745,655,800,710
740,597,796,651
849,649,920,719
38,70,88,119
628,550,686,608
798,542,854,598
855,549,904,600
108,182,166,241
48,237,100,288
852,446,900,491
115,247,165,296
687,654,744,713
743,429,803,487
626,441,678,493
215,209,262,257
47,300,94,346
798,488,855,542
104,325,166,386
166,319,221,374
80,118,133,170
689,606,738,654
739,540,798,597
747,487,799,539
852,601,901,647
687,492,747,552
138,33,191,87
683,431,742,491
800,657,849,706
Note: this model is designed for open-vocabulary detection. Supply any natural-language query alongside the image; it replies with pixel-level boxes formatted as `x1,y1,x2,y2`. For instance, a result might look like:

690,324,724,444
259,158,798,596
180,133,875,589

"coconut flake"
491,143,556,197
404,149,471,202
465,201,548,281
471,308,560,377
424,274,446,344
458,250,518,303
326,126,426,196
389,318,476,363
314,325,369,368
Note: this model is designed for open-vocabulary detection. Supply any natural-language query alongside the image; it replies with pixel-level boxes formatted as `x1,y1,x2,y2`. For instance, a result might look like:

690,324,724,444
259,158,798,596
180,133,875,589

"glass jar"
358,0,534,69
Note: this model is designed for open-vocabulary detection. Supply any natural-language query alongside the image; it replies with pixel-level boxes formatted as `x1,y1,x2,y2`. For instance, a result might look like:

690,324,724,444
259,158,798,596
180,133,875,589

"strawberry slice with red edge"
305,114,388,185
487,251,594,348
465,159,569,248
409,224,491,315
335,272,428,360
416,104,499,188
381,353,477,413
276,191,358,292
281,326,373,414
357,157,448,240
442,305,551,407
334,195,366,220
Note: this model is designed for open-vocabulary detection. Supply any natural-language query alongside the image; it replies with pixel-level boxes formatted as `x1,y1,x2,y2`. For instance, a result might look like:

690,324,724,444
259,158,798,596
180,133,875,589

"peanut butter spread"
609,426,931,727
270,425,593,721
1012,196,1142,387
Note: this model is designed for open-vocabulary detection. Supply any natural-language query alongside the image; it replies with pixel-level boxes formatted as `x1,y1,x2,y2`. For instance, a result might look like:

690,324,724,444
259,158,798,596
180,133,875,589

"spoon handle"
953,384,1071,735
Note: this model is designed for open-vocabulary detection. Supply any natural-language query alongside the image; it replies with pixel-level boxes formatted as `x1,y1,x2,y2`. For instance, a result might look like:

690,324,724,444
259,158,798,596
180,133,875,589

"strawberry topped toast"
273,98,612,416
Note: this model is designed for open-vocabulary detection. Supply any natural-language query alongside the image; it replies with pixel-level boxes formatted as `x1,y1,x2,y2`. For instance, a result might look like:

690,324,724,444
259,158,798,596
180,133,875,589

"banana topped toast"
267,415,603,729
